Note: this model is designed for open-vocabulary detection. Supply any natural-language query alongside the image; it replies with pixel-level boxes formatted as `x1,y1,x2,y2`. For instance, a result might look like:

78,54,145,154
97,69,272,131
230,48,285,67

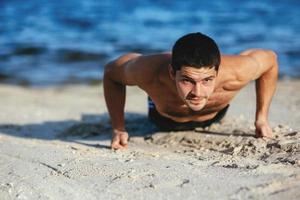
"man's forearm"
103,69,126,131
255,54,278,123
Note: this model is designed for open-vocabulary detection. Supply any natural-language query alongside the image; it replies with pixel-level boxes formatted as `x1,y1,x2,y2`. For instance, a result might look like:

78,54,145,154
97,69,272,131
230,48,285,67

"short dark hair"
171,32,220,71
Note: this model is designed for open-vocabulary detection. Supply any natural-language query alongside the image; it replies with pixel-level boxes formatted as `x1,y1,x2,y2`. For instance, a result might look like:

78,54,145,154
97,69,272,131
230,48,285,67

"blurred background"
0,0,299,86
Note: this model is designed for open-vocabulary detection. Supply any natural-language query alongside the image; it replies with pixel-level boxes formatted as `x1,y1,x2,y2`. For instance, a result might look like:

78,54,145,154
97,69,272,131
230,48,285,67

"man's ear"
168,64,176,80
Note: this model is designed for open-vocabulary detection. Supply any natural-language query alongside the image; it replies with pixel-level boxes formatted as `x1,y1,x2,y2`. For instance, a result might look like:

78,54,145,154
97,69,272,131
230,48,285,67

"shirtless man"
104,32,278,150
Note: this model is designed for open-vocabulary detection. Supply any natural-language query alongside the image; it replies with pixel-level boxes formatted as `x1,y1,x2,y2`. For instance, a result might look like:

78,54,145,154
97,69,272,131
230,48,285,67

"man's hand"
255,120,273,138
111,130,129,150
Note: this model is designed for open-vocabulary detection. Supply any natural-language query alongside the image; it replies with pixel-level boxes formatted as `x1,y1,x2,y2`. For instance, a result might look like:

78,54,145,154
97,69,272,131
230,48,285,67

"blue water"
0,0,299,85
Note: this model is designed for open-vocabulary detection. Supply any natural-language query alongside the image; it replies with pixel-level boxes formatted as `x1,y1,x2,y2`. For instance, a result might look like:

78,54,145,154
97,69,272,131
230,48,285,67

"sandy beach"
0,80,299,200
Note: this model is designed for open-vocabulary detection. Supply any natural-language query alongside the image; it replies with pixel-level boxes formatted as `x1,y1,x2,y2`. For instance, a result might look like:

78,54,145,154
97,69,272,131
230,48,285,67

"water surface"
0,0,299,85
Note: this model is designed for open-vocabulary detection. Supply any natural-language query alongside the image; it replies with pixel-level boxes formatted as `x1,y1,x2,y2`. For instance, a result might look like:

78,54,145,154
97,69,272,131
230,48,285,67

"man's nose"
192,83,203,97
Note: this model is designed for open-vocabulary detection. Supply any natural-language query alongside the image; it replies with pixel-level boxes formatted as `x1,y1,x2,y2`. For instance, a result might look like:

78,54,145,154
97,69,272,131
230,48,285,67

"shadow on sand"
0,112,257,150
0,112,158,149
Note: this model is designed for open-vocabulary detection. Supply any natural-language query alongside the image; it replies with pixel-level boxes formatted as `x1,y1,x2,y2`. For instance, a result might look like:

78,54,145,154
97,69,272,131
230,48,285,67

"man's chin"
186,101,206,111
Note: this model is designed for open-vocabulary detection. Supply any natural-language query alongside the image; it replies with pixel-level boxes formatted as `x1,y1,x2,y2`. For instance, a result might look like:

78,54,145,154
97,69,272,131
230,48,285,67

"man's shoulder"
222,49,276,75
217,53,258,91
110,52,171,86
218,49,277,90
115,52,171,64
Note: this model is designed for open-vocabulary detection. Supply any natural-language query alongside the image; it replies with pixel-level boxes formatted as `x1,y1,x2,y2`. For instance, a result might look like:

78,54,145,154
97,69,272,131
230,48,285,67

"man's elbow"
104,59,120,84
267,50,278,70
104,60,114,75
252,50,278,81
266,50,278,64
103,59,127,85
265,50,279,79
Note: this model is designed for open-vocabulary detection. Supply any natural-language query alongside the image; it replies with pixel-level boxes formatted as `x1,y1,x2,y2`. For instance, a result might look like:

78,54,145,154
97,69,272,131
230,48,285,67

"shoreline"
1,74,300,88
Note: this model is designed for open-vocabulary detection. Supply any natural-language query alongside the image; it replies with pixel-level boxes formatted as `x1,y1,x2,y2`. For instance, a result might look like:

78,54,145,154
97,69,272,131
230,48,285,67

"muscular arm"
240,49,279,137
103,53,140,149
103,53,157,149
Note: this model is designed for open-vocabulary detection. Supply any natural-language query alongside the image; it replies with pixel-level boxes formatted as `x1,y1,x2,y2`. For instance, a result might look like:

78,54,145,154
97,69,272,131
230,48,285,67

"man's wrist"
111,123,126,132
113,128,127,135
254,118,269,127
255,111,268,123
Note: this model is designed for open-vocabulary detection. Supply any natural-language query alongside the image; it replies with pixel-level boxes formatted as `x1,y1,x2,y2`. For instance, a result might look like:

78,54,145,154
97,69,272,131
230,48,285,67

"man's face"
173,66,217,111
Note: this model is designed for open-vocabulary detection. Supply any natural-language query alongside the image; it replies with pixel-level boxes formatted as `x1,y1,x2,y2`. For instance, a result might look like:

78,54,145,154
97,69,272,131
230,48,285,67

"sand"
0,80,299,200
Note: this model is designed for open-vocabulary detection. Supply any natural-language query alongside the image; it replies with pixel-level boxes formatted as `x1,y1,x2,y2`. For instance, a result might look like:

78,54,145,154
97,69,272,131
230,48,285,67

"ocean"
0,0,299,86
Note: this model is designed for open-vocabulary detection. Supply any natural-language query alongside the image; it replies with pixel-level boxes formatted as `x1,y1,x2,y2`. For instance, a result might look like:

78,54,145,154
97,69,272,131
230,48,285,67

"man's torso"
129,53,249,123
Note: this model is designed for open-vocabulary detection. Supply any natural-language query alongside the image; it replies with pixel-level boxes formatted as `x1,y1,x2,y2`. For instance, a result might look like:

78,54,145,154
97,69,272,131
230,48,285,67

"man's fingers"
111,140,126,150
255,129,263,138
263,132,273,139
111,134,129,150
111,136,121,149
111,144,127,150
263,126,273,136
111,131,129,150
120,134,128,146
257,126,273,139
111,143,124,150
121,143,128,148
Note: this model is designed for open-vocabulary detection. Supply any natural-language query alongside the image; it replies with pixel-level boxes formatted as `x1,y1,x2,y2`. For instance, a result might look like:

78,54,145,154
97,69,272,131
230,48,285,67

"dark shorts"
148,97,229,131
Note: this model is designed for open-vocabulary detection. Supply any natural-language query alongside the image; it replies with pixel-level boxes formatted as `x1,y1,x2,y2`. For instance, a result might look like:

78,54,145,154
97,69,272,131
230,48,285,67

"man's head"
169,32,221,111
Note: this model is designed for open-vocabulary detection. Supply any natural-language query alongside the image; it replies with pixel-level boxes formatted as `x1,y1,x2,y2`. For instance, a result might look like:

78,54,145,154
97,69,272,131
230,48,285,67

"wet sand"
0,80,299,199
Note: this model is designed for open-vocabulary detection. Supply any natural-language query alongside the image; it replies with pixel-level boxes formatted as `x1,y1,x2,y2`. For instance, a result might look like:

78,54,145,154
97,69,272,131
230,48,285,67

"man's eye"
182,79,191,83
204,78,212,82
203,78,213,84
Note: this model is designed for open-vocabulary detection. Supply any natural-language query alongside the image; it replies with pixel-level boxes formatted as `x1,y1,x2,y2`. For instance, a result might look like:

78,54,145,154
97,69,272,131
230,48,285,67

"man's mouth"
187,96,205,101
188,98,204,104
